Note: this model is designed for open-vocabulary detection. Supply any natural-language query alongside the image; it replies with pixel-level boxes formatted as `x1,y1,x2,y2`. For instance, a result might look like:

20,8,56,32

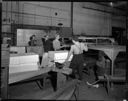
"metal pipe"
126,16,128,40
6,2,8,24
71,2,73,36
126,15,128,83
0,2,2,43
94,2,126,11
82,6,126,17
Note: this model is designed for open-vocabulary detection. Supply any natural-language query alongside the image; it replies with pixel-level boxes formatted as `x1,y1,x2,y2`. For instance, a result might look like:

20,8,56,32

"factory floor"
8,72,127,100
8,52,127,100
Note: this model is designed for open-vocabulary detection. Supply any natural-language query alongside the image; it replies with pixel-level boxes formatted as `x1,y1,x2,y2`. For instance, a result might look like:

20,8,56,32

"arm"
52,40,56,51
83,43,88,51
65,45,74,62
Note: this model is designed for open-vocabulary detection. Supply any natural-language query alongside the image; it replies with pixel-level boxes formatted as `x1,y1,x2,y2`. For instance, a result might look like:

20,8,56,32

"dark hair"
30,36,33,40
72,36,79,42
55,34,59,38
44,35,48,38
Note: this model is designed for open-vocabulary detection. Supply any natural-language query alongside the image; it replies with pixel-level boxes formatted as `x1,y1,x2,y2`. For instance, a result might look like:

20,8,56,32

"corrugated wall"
2,2,126,36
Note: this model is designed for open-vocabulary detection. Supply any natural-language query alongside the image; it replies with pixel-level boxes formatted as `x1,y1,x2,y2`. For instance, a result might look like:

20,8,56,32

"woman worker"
28,35,37,46
53,34,66,51
64,36,88,81
40,35,53,67
40,35,57,91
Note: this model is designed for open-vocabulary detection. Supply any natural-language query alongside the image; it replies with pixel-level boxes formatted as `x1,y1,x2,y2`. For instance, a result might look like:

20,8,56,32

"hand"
64,61,71,68
61,45,65,48
63,61,68,66
63,61,66,65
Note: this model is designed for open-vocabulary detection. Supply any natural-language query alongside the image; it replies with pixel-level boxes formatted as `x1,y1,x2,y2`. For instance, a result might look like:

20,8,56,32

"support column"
126,15,128,83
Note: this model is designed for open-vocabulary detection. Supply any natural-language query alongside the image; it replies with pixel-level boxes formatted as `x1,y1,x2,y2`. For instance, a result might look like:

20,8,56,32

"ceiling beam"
94,2,127,12
112,1,127,7
82,6,126,17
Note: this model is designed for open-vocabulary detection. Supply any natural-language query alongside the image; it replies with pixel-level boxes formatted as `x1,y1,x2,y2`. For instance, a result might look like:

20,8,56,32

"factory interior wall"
2,2,126,37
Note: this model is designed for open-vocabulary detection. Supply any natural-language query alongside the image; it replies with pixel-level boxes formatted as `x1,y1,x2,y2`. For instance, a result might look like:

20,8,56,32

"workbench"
88,44,126,89
88,45,126,77
9,67,52,84
8,61,72,98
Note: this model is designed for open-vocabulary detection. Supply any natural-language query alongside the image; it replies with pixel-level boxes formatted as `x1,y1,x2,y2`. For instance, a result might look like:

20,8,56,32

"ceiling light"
110,2,113,7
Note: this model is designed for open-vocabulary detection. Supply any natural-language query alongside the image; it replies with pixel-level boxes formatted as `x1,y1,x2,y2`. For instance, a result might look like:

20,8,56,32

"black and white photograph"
1,0,128,100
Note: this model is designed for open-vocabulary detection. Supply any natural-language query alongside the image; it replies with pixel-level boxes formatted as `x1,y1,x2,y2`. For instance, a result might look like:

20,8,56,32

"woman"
43,35,53,52
64,36,88,80
40,35,53,67
53,34,61,51
28,35,37,46
28,36,33,46
52,34,66,51
40,35,57,91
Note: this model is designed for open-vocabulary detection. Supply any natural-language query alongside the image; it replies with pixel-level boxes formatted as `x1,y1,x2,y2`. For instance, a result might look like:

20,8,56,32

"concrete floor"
8,53,127,100
8,72,127,100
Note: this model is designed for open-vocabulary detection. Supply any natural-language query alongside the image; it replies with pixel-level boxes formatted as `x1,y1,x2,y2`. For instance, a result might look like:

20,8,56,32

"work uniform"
40,39,57,91
53,39,61,51
43,39,53,52
28,40,36,46
69,43,87,80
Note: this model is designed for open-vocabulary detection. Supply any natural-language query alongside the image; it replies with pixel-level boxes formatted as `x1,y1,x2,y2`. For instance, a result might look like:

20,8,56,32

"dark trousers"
48,71,57,91
69,54,84,80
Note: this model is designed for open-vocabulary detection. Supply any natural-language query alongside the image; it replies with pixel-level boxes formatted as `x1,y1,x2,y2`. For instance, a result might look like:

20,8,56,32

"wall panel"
73,2,112,36
35,16,50,26
35,6,50,17
2,25,11,32
2,1,126,38
23,3,35,14
22,15,35,25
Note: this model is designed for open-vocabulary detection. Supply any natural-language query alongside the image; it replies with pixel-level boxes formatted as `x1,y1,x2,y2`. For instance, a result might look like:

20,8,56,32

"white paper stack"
48,51,73,63
9,53,39,74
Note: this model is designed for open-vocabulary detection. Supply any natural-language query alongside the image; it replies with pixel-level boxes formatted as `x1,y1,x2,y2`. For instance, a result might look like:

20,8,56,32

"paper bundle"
9,53,39,74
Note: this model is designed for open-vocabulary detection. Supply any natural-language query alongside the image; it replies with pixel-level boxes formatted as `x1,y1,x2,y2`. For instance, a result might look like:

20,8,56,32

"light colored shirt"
71,42,88,54
65,42,88,62
53,39,61,51
36,38,43,46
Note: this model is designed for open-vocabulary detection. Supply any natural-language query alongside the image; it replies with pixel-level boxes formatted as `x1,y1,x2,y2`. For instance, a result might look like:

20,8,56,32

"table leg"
110,51,119,89
111,60,114,77
110,59,115,90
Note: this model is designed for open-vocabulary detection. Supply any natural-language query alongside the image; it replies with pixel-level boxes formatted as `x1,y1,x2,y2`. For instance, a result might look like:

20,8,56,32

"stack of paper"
9,53,39,74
